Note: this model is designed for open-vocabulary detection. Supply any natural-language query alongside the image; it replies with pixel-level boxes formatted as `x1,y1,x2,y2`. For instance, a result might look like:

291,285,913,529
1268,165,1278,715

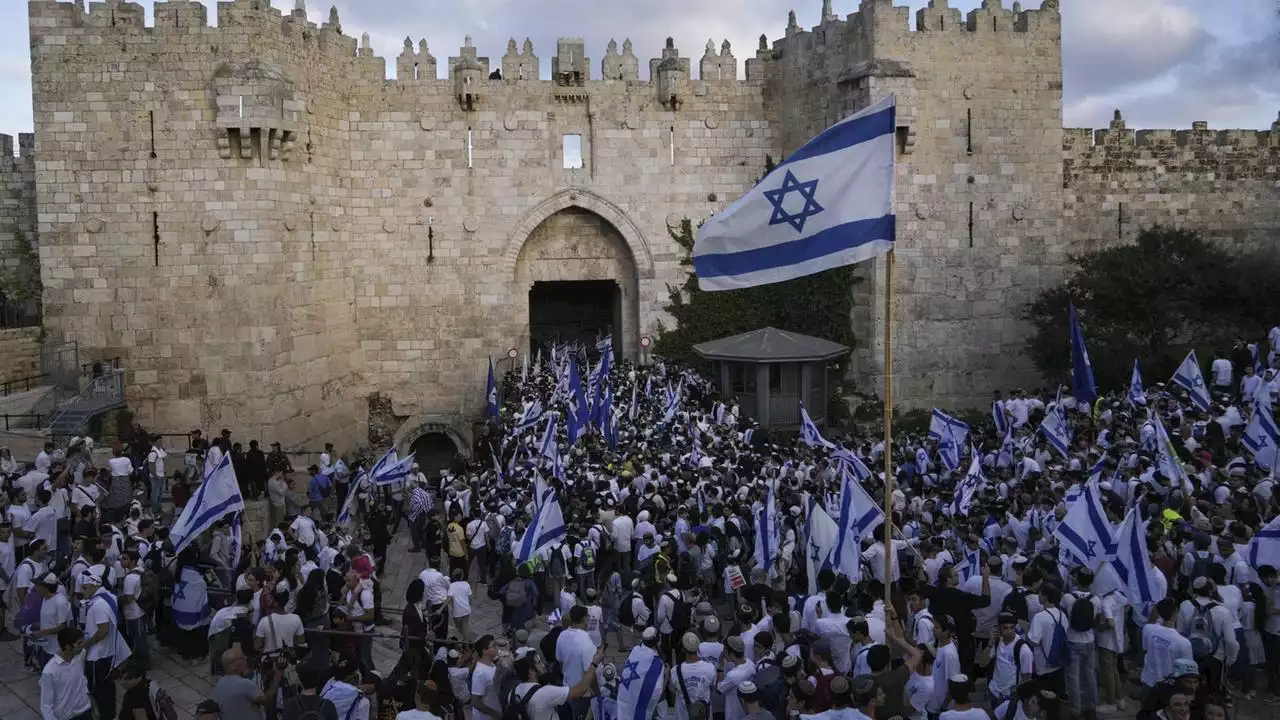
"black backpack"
665,591,691,635
284,694,338,720
1068,593,1096,632
618,592,640,628
753,658,788,720
500,685,541,720
1001,586,1031,624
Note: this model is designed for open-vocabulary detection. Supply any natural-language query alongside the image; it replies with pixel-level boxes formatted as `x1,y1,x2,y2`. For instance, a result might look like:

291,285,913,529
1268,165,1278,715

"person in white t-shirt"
938,674,991,720
670,632,716,720
23,487,58,549
255,589,306,655
470,635,502,720
448,568,473,641
1142,597,1194,689
508,646,600,720
290,506,318,549
394,679,445,720
118,550,150,669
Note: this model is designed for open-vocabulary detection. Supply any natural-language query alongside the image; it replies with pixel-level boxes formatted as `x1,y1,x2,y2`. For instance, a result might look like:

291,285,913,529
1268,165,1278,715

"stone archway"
511,204,642,360
391,415,472,476
410,432,462,475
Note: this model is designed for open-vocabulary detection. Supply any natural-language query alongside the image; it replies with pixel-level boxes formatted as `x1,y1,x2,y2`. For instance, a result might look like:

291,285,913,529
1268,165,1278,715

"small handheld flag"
486,356,499,419
1069,302,1097,407
1171,350,1211,411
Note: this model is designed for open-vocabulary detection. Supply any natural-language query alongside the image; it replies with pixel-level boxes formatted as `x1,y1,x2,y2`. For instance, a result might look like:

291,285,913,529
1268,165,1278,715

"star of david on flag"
764,170,825,232
620,660,643,690
1171,350,1211,411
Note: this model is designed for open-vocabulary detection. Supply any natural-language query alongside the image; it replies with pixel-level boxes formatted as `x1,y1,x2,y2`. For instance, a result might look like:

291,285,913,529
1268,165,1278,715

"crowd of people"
2,328,1280,720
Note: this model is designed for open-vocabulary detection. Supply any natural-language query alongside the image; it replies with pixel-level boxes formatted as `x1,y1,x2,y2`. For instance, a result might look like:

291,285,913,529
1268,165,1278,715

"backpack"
495,527,514,557
504,579,528,610
753,658,788,720
1068,593,1096,633
485,516,502,545
136,569,161,614
618,592,639,628
676,664,709,720
1044,609,1069,669
148,682,179,720
578,544,597,572
548,549,567,580
1001,586,1031,624
285,694,336,720
1188,601,1221,661
665,591,691,635
1188,552,1213,584
500,684,541,720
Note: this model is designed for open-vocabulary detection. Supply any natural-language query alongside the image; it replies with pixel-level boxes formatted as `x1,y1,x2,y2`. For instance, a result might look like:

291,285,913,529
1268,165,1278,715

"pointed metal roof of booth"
692,327,849,363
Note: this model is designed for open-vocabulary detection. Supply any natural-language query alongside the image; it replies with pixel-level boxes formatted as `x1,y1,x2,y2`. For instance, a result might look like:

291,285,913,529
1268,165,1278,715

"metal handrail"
0,373,50,396
43,369,128,437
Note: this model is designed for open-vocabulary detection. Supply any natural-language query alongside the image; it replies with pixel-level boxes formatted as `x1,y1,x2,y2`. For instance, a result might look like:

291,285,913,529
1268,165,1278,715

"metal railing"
1,413,44,431
43,368,128,438
0,373,49,396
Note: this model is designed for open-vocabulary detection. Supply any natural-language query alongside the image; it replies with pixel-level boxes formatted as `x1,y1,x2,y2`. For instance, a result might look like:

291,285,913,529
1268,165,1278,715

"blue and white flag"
1242,406,1279,470
605,409,620,451
514,491,566,564
754,487,782,579
800,402,836,449
172,565,210,631
1171,350,1211,411
533,472,553,509
951,453,986,517
1249,343,1264,372
1109,508,1163,605
514,400,544,432
539,413,559,461
596,334,614,365
958,547,982,583
629,382,638,421
660,383,682,426
914,447,929,476
832,447,873,482
1038,405,1072,458
372,453,415,486
830,468,884,582
1247,515,1280,570
805,499,840,595
996,429,1015,468
1128,359,1147,407
693,96,896,290
491,446,505,486
1053,484,1115,571
929,409,970,472
615,644,665,720
229,512,242,571
993,399,1009,435
1151,411,1191,490
569,358,588,444
486,356,499,419
169,453,245,553
1069,301,1097,408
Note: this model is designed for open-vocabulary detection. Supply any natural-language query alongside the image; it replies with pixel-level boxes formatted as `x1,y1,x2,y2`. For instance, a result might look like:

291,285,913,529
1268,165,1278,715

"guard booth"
693,327,849,430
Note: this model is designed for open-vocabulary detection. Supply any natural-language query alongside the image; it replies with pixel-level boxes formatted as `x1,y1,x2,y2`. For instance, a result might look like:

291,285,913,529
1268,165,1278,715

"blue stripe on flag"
633,655,664,720
694,214,895,280
777,105,897,169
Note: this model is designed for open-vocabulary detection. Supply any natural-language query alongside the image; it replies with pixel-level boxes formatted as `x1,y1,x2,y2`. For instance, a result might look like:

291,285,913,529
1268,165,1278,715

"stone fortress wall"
13,0,1280,452
0,133,37,280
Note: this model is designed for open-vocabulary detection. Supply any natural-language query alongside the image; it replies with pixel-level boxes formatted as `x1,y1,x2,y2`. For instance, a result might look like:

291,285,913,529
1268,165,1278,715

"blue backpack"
1045,609,1069,668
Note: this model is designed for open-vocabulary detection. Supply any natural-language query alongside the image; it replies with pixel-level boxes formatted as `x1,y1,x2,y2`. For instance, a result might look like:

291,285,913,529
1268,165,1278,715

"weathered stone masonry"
18,0,1280,450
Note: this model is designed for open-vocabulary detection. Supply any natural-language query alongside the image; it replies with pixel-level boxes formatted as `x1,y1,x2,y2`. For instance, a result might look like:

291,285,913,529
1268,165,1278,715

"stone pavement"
3,524,1274,720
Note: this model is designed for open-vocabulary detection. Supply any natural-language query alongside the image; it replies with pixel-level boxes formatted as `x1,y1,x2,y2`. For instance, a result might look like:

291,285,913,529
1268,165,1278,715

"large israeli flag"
805,498,840,596
1068,302,1097,408
1248,515,1280,570
514,491,566,564
693,96,896,290
1053,484,1115,571
929,409,969,472
754,487,782,579
1242,407,1279,470
1038,405,1072,458
951,453,986,517
1128,359,1147,407
616,644,665,720
372,452,415,486
830,468,884,582
1171,350,1211,411
1109,509,1163,605
832,448,873,482
1151,411,1191,490
169,453,245,553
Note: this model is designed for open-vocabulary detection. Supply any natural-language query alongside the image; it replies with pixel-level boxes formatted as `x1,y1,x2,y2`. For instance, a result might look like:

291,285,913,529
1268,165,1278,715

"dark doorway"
529,280,620,357
410,432,461,475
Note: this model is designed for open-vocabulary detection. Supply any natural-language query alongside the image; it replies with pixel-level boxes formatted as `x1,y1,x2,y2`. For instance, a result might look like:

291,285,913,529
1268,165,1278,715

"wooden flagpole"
882,248,895,609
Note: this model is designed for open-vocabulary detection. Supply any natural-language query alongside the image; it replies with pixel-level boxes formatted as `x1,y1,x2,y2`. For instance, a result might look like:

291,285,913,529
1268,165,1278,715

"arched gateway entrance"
506,190,653,361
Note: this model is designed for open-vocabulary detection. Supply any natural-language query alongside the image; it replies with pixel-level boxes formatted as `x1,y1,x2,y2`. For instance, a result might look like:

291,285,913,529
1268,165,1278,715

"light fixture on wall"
427,216,435,263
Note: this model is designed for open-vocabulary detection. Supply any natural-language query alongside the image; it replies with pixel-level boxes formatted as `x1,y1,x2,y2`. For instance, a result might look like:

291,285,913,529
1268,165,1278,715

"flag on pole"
1128,359,1147,407
1151,411,1191,490
1038,405,1072,458
337,471,365,525
1109,509,1164,605
928,409,969,472
615,644,665,720
1171,350,1211,411
993,398,1009,435
229,512,242,571
538,413,558,461
514,491,566,564
569,358,587,444
628,382,638,421
800,402,836,449
1248,515,1280,569
169,453,246,553
1053,484,1115,570
692,96,896,291
804,497,840,595
1242,407,1279,470
754,487,782,580
372,453,416,486
951,453,986,517
832,448,873,482
830,468,884,582
486,356,499,419
1069,301,1097,407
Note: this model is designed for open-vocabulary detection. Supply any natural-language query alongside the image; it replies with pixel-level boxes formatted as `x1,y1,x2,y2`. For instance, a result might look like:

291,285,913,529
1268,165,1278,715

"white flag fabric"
514,491,566,564
754,487,782,580
951,452,986,517
1109,509,1164,605
1038,405,1072,458
1128,359,1147,407
1053,484,1115,570
372,452,415,486
693,96,896,290
1171,350,1212,411
172,565,211,630
1151,412,1191,491
800,403,836,449
830,468,884,582
929,409,969,472
169,454,245,553
805,499,840,596
337,471,366,526
1242,407,1280,470
615,644,665,720
1247,515,1280,570
229,512,242,571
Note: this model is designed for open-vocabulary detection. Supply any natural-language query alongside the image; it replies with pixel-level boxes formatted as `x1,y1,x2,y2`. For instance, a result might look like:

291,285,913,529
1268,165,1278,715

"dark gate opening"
410,432,461,475
529,280,619,357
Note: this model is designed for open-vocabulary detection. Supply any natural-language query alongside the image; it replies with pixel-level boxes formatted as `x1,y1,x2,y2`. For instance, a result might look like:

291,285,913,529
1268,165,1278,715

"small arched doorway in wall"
514,207,639,360
410,432,463,475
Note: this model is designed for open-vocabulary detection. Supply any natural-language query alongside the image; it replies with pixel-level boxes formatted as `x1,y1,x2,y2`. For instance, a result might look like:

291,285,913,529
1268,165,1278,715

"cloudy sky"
1,0,1276,136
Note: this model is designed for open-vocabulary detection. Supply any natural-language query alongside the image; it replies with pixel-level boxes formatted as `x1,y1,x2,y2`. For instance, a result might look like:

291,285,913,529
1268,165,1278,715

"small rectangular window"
562,134,583,169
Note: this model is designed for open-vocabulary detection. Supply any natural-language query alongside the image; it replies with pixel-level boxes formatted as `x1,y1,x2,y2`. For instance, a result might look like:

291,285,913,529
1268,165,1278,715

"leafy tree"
1023,226,1280,391
653,217,859,371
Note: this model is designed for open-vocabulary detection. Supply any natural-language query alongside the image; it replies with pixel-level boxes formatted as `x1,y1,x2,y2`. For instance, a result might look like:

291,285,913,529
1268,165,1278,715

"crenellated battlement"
0,133,36,169
1064,111,1280,164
